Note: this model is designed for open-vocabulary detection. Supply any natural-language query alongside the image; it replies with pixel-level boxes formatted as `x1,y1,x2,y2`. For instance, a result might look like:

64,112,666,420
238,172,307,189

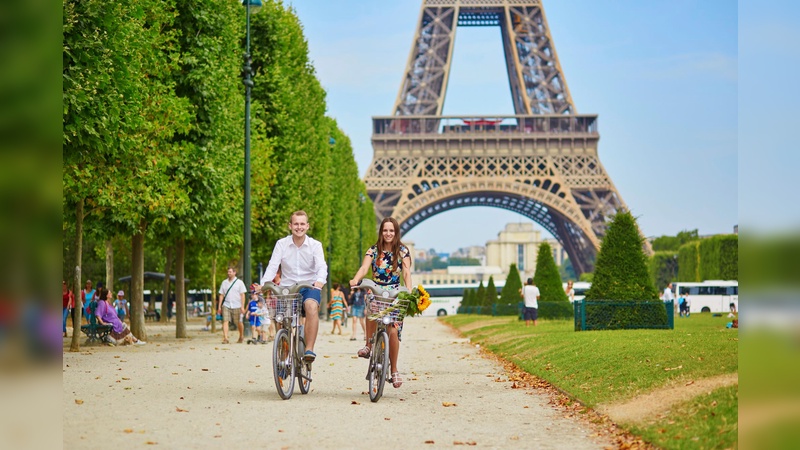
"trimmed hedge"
649,251,678,290
699,234,738,280
678,241,700,282
574,300,674,330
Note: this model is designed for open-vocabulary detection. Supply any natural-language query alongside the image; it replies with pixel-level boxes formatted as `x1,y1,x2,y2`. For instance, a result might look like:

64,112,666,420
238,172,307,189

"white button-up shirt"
260,234,327,286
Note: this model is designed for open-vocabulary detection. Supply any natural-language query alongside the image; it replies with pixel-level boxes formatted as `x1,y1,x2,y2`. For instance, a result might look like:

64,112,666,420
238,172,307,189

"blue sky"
287,0,738,252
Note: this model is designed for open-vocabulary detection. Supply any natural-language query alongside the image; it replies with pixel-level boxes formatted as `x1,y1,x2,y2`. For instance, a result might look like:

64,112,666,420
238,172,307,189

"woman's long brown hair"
372,217,409,274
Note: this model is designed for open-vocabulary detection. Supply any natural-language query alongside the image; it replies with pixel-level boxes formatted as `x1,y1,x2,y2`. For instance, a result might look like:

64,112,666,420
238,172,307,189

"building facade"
485,223,563,281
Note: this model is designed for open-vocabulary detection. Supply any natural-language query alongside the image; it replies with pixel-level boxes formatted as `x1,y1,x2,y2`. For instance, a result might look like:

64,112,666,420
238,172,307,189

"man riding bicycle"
259,210,327,363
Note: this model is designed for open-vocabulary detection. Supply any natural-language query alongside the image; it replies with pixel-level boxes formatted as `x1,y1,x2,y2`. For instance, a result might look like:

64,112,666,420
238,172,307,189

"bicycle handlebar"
356,279,410,299
260,282,316,296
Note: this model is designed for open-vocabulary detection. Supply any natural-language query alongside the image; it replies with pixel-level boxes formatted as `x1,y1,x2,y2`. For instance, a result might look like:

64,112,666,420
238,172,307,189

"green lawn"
442,313,738,449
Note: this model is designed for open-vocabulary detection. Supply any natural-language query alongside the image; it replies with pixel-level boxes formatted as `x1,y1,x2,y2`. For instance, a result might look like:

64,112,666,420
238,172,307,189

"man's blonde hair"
290,210,308,222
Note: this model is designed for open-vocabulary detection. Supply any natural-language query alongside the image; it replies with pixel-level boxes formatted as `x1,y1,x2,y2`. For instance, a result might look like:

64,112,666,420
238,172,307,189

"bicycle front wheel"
272,328,294,399
297,335,312,394
368,330,389,402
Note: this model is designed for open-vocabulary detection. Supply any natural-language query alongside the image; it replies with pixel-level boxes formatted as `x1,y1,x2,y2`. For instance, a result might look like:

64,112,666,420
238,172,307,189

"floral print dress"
366,244,410,339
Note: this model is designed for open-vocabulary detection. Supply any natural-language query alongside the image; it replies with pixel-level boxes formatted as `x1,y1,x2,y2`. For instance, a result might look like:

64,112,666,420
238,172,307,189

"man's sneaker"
134,340,147,346
303,350,316,362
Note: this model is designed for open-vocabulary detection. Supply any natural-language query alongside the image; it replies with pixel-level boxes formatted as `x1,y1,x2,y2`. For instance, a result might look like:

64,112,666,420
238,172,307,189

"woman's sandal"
391,372,403,388
357,346,371,358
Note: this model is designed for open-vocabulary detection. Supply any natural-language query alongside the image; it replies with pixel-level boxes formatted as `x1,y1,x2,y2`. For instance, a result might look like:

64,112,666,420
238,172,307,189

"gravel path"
63,317,613,449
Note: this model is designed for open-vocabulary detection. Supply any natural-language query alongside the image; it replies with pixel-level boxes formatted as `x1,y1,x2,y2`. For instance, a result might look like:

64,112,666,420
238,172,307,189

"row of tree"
649,232,738,290
63,0,376,350
459,243,573,319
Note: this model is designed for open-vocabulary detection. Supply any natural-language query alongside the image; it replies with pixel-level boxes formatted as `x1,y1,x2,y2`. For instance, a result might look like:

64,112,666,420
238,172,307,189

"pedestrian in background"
521,278,540,327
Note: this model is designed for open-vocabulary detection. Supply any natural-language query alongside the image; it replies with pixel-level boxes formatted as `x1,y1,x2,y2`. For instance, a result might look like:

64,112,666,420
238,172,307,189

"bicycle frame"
357,280,409,402
262,282,314,400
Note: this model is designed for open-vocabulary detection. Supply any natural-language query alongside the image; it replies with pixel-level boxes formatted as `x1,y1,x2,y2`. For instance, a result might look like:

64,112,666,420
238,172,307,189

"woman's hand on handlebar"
349,278,360,288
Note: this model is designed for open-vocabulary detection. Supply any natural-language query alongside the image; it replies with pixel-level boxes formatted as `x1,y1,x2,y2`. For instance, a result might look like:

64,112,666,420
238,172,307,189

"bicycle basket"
265,294,301,320
367,298,410,323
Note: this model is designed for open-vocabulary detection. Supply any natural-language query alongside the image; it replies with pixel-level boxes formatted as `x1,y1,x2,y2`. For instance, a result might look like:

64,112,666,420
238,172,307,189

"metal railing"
373,114,598,137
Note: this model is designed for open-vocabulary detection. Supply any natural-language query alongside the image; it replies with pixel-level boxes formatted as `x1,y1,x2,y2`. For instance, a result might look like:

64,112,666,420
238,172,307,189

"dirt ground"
63,317,615,449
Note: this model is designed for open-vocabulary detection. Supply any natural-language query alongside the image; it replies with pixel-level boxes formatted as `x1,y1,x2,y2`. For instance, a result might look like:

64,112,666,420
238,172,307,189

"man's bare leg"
303,299,319,353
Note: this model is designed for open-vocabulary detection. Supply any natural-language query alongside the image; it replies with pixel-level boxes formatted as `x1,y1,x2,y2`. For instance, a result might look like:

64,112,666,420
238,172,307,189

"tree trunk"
105,240,114,294
211,256,217,333
130,223,147,341
69,198,84,352
175,238,187,338
160,246,173,323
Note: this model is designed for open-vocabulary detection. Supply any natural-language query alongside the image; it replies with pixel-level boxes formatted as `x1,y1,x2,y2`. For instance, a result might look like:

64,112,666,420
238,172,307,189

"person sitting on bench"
95,288,146,346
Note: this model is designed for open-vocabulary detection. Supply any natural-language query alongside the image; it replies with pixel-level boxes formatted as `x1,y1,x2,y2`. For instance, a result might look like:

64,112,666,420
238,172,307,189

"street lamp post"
326,136,336,320
358,193,366,261
241,0,262,289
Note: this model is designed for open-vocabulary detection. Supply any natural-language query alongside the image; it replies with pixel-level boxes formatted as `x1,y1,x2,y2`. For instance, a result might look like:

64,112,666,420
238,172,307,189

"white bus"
672,280,738,314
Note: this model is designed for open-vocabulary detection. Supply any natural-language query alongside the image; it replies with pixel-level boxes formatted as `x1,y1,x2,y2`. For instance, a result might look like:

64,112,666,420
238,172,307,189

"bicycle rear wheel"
297,335,312,394
272,328,294,399
368,330,389,402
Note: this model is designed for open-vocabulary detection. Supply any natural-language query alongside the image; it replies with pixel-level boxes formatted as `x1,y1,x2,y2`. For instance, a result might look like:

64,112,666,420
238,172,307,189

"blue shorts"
350,305,365,318
298,287,321,317
523,307,538,321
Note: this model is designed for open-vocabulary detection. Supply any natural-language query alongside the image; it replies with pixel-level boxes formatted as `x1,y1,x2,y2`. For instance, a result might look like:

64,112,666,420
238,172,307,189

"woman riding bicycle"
349,217,412,388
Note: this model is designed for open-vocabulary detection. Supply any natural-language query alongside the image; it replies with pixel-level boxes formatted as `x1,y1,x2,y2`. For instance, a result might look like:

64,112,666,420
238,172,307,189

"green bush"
534,242,569,302
500,263,523,304
698,234,738,280
540,301,573,319
576,301,672,330
485,276,498,307
533,242,571,320
718,235,738,280
649,251,678,290
585,211,659,302
583,211,666,329
678,241,700,281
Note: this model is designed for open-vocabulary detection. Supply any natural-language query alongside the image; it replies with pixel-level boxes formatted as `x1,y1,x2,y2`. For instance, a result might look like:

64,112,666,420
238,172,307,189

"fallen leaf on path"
146,441,157,445
123,429,133,433
442,402,457,407
685,380,695,386
351,401,360,405
424,440,434,444
201,368,209,371
122,377,130,380
214,435,222,438
175,407,188,412
324,355,331,358
384,417,391,420
75,399,84,405
114,355,121,358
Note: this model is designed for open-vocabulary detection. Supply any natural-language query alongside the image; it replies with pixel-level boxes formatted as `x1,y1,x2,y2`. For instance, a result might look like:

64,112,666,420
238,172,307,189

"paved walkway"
63,317,613,449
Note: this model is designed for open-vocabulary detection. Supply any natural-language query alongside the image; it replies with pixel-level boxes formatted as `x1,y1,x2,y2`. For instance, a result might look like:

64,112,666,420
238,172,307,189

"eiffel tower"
364,0,641,275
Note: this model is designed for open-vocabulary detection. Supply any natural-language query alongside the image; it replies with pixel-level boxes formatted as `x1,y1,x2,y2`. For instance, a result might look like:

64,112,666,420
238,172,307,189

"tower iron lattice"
364,0,644,275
